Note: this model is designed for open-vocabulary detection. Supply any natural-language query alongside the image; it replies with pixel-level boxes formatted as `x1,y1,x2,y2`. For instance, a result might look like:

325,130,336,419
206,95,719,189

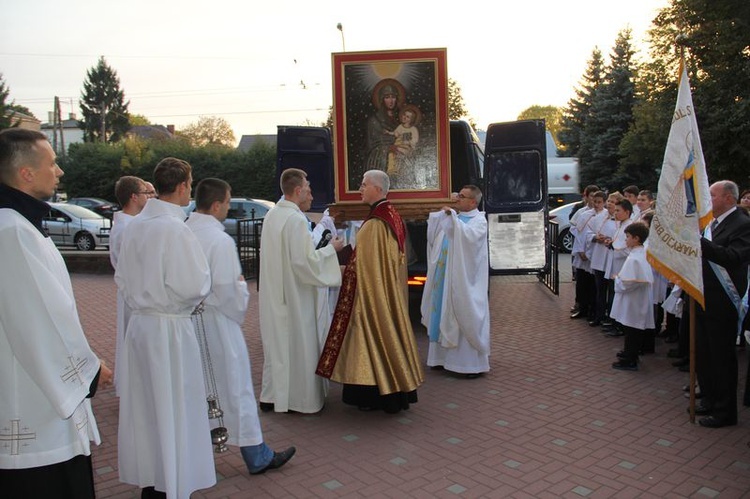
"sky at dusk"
1,0,669,143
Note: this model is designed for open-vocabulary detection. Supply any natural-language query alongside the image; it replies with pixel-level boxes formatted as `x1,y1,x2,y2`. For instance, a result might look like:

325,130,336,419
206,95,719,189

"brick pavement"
69,258,750,498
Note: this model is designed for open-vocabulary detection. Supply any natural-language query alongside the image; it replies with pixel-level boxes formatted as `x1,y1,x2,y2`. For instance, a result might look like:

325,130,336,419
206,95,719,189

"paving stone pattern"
70,255,750,498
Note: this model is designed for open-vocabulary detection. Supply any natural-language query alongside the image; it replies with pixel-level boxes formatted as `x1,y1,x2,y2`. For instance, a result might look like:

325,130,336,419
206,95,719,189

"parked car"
225,198,274,242
549,201,580,253
184,198,275,244
67,197,120,219
43,202,111,251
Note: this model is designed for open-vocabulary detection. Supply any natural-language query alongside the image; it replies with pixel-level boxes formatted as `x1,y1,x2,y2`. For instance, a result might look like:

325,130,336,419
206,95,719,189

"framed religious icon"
332,48,450,202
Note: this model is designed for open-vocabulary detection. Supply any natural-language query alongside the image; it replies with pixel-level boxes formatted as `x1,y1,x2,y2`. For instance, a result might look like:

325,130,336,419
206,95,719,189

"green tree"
323,105,333,129
63,138,276,201
558,48,604,157
579,29,638,189
517,105,562,150
129,114,152,126
0,73,18,129
79,57,131,143
618,56,676,192
179,116,236,148
643,0,750,184
447,78,476,129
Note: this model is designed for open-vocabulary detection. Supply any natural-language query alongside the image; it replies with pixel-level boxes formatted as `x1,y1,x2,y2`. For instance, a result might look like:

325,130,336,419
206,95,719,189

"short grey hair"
364,169,390,196
712,180,739,201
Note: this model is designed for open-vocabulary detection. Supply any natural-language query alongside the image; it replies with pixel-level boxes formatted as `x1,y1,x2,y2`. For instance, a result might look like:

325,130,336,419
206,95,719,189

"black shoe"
671,358,688,367
601,319,614,327
588,319,601,327
570,310,584,319
570,304,579,312
250,446,296,475
259,402,275,412
605,330,624,337
698,416,736,429
688,404,711,416
465,373,482,379
615,350,637,360
612,360,638,371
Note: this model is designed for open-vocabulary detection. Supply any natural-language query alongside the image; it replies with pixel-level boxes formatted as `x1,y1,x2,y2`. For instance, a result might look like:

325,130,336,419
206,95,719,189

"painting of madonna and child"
332,48,450,202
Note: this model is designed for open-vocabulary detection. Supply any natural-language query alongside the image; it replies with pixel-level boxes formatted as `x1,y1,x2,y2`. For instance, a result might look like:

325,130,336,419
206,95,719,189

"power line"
147,108,328,119
0,52,272,62
13,82,323,105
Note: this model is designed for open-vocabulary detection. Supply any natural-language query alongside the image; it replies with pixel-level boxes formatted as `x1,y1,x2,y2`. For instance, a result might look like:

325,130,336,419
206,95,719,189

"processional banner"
646,59,712,309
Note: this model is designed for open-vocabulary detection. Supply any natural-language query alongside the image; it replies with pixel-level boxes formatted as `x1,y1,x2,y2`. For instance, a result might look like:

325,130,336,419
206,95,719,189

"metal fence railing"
538,219,560,295
236,217,263,286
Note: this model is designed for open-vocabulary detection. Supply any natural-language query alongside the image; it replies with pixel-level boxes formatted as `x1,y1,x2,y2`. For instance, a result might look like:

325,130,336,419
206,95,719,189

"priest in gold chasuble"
317,170,424,413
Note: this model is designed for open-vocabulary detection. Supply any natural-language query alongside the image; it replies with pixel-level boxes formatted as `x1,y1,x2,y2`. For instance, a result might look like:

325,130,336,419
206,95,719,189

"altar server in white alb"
259,168,343,413
609,222,654,371
109,175,151,396
0,129,113,498
421,185,490,377
115,157,215,498
187,178,296,475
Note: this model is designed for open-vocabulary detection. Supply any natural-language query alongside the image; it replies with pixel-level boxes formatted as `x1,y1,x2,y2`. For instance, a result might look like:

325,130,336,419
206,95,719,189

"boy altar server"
610,222,654,371
186,178,295,474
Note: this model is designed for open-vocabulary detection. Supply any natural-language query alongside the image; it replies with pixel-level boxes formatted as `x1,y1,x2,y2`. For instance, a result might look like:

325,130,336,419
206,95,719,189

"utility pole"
52,97,58,153
55,96,66,162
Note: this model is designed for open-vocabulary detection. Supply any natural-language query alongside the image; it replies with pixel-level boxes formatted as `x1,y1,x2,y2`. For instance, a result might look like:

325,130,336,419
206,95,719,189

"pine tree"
558,48,604,158
0,73,17,129
578,30,638,189
79,57,130,143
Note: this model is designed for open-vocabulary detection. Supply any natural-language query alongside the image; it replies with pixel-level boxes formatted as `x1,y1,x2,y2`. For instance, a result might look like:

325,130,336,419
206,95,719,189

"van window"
485,150,543,206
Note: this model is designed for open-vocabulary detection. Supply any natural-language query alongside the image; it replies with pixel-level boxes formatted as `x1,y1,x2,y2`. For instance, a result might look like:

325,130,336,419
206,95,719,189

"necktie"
705,218,718,240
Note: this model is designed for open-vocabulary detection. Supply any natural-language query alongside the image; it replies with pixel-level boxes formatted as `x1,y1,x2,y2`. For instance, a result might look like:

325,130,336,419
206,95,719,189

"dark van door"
276,125,335,212
483,119,549,275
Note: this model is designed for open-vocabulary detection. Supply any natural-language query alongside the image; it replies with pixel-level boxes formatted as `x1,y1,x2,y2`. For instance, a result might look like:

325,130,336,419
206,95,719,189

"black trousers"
593,270,610,322
695,307,738,424
0,454,95,499
621,325,644,362
574,268,595,317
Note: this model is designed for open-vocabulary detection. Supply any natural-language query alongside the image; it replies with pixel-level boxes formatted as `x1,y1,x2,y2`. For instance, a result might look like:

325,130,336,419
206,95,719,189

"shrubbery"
61,138,277,202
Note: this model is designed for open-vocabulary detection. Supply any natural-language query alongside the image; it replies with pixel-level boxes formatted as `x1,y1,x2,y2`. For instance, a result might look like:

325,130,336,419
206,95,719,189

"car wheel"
75,233,96,251
558,228,574,253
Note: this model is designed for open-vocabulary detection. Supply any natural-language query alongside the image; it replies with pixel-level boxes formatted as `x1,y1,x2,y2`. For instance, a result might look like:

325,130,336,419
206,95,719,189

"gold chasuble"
317,201,424,400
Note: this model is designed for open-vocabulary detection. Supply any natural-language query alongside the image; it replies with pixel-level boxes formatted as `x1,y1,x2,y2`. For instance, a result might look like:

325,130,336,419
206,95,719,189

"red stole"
316,201,405,378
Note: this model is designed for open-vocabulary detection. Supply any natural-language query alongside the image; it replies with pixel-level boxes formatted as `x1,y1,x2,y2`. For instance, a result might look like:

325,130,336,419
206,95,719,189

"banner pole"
689,295,696,423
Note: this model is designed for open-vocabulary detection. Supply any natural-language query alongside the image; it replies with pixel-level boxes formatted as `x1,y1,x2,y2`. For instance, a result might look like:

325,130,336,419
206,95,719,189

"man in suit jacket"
695,180,750,428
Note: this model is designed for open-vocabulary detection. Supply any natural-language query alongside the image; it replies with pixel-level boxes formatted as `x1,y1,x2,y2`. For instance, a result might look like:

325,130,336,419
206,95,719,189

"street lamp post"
336,23,345,52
